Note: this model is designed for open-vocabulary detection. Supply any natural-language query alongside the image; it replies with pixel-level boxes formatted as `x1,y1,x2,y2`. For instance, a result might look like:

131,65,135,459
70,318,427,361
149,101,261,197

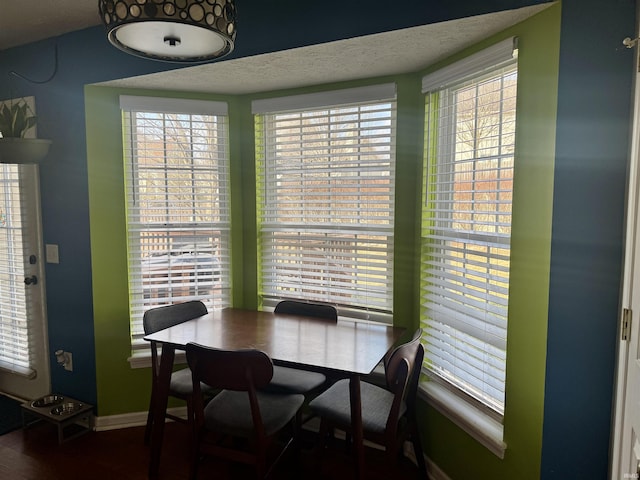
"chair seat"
309,378,406,434
204,389,304,437
169,367,215,396
261,365,326,394
308,330,427,478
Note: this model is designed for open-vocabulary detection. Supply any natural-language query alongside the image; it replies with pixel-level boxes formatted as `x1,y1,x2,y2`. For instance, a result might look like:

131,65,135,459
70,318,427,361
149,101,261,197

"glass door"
0,97,50,400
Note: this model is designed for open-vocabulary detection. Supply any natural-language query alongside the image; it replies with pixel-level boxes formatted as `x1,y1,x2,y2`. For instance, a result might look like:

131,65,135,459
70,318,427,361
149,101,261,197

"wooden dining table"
143,307,405,479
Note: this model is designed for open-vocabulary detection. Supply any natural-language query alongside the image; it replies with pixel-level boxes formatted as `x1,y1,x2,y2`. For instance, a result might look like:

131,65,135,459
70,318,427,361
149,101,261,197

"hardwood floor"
0,421,422,479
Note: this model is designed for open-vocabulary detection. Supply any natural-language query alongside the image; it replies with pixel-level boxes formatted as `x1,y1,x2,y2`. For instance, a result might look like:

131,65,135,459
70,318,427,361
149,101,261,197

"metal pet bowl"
31,394,64,408
50,402,84,416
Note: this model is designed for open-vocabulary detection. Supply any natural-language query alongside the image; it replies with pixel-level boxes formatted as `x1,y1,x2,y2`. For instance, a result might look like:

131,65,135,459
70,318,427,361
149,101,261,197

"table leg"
349,375,364,480
148,344,175,479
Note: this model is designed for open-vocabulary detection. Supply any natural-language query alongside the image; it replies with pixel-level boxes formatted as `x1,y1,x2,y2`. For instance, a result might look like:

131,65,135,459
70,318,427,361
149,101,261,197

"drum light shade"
98,0,236,63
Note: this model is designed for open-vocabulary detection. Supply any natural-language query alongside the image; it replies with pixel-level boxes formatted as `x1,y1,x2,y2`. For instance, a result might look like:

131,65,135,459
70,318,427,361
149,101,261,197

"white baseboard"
94,406,187,432
426,458,452,480
403,441,451,480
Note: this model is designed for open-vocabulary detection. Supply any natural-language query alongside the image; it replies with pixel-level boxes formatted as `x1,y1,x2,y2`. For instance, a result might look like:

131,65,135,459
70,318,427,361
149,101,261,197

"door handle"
24,275,38,285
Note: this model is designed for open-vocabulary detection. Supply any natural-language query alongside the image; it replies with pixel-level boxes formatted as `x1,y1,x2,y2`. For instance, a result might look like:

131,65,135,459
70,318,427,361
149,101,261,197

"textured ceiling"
0,2,551,95
0,0,100,51
96,5,550,95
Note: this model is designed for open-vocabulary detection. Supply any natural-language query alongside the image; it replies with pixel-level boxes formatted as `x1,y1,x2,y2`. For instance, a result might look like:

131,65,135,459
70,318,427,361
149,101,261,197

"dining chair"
265,300,338,395
186,342,305,479
143,300,211,445
308,329,428,478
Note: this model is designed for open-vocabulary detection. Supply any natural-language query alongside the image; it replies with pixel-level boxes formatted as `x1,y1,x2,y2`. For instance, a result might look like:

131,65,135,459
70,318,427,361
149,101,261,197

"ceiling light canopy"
99,0,236,63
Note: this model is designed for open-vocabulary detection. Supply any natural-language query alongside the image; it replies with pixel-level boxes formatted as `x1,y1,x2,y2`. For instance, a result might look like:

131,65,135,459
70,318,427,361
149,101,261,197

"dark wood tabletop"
144,307,405,376
144,307,405,479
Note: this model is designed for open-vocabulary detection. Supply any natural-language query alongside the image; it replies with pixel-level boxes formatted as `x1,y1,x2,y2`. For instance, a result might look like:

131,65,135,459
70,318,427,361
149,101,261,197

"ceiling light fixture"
98,0,237,63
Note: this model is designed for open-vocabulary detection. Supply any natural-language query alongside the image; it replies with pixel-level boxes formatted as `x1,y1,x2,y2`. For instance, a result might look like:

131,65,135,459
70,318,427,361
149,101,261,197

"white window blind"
421,45,518,416
254,85,397,322
0,164,35,377
121,97,231,353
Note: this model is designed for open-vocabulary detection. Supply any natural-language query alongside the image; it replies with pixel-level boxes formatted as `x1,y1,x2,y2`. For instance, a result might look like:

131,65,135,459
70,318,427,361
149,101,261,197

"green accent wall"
86,87,240,413
394,74,426,333
228,95,258,309
85,5,559,478
86,86,146,414
420,5,560,479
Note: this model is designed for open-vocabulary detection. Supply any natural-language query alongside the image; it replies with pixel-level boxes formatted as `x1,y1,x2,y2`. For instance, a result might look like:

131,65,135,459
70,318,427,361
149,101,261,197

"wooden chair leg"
290,409,302,458
344,432,352,452
189,400,202,480
383,444,400,477
144,381,158,445
144,397,154,445
189,431,200,480
256,437,267,480
411,432,428,479
313,418,330,464
185,395,194,454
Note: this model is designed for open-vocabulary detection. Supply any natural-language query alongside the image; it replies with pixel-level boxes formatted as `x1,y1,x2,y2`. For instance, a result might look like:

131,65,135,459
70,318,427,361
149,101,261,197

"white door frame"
611,24,640,480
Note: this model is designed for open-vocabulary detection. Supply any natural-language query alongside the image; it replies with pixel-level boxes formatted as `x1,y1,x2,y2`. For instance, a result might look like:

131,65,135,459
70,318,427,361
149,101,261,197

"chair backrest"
384,329,423,389
186,342,274,392
143,300,208,335
274,300,338,322
382,329,424,430
144,301,208,377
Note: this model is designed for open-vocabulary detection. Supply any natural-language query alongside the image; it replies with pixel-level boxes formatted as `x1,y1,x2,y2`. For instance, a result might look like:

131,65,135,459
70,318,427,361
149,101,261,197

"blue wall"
541,0,635,478
0,0,634,478
0,30,172,404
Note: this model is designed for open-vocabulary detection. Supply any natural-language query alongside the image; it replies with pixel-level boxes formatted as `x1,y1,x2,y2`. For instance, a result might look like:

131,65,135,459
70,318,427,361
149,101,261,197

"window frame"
253,84,397,323
119,96,232,365
419,38,518,456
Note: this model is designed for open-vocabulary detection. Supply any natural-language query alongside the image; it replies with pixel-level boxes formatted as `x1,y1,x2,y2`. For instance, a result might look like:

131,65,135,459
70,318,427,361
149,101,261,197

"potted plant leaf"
0,99,51,164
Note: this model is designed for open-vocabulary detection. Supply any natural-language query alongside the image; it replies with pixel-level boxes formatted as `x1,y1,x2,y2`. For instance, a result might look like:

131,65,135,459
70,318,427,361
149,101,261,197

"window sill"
0,359,36,378
128,351,187,369
419,380,506,459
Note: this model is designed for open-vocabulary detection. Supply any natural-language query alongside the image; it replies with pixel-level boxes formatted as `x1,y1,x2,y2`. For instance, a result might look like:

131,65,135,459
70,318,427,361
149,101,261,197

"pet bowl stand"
21,395,94,444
